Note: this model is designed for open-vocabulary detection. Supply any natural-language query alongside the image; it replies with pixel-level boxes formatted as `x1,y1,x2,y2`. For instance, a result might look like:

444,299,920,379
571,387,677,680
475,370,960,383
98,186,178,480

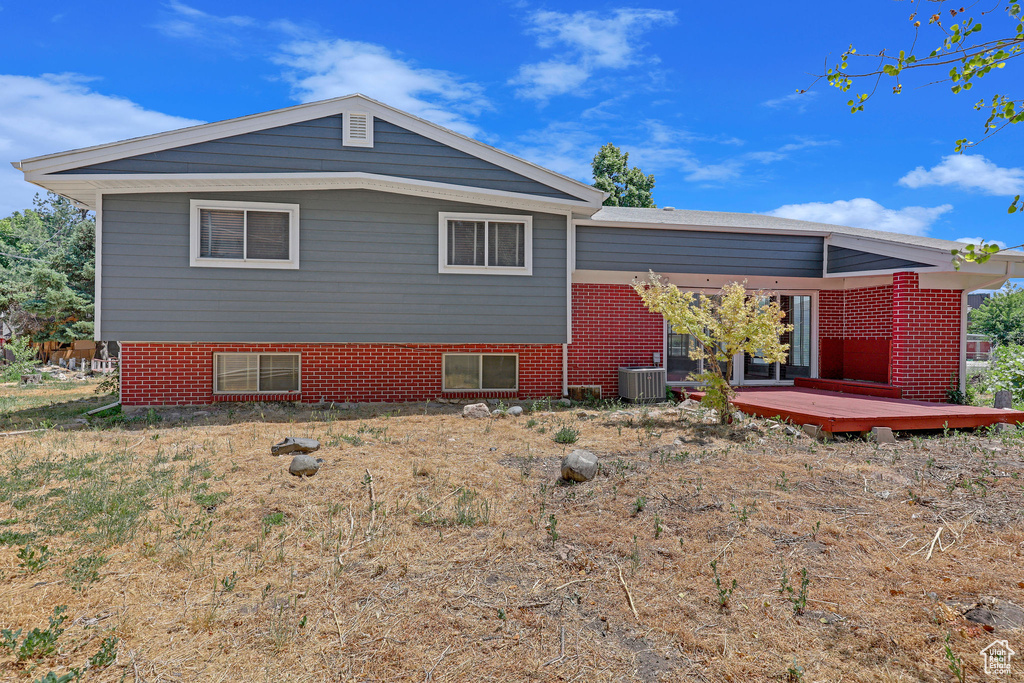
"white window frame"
442,353,519,391
190,199,300,269
212,352,302,394
438,212,533,276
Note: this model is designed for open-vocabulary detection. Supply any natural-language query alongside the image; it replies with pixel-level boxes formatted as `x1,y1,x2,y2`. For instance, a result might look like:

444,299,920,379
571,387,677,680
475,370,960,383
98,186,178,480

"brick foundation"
120,343,563,406
567,283,664,398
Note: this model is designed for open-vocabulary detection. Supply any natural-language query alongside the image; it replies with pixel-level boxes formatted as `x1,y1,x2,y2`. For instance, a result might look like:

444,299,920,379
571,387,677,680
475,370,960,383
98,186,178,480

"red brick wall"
567,283,664,398
818,285,893,383
891,272,963,402
819,275,963,401
120,343,563,405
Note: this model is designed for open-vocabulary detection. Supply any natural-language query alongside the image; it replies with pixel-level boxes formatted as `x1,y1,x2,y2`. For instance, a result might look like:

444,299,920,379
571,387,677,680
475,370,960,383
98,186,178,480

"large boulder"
561,449,599,483
271,437,321,456
289,455,324,478
463,403,490,419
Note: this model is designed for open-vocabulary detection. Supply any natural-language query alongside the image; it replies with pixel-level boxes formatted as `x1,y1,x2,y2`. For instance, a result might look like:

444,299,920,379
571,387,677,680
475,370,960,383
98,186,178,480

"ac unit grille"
618,367,666,403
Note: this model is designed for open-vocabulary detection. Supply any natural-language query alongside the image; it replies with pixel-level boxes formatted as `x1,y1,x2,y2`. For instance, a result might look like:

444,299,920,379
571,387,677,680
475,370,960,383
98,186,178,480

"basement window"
190,200,300,269
443,354,518,391
214,353,300,393
438,213,533,275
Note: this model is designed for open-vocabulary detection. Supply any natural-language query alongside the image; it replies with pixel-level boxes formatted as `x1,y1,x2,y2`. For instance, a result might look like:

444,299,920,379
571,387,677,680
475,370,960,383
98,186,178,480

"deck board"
683,387,1023,433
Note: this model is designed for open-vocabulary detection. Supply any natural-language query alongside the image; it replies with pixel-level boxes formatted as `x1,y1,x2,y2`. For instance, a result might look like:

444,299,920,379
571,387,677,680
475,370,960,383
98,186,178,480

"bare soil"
2,387,1024,681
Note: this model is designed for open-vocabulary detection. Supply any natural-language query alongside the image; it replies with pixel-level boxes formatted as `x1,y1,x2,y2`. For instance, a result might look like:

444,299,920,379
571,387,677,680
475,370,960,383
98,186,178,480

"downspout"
563,210,574,397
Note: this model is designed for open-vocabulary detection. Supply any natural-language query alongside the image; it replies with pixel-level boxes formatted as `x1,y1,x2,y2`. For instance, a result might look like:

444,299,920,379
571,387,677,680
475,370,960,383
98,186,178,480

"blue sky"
1,1,1022,250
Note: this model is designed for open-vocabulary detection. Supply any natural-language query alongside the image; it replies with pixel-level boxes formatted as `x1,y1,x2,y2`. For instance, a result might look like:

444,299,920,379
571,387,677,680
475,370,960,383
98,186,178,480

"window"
443,354,518,391
214,353,300,393
190,200,299,269
438,213,532,275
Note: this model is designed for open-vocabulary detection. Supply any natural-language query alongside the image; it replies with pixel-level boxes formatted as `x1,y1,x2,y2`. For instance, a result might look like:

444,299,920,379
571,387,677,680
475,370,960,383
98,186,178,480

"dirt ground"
2,381,1024,681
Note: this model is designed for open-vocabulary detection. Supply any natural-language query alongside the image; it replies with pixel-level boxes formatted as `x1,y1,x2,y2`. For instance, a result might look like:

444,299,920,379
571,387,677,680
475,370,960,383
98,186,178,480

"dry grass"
2,390,1024,681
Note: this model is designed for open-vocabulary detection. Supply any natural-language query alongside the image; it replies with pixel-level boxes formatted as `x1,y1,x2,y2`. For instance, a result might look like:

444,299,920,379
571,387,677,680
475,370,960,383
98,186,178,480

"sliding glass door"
741,294,812,384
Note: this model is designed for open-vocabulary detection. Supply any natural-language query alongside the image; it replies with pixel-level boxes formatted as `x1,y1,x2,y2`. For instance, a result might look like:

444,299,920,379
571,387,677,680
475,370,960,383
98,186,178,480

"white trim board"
16,94,605,204
24,171,599,214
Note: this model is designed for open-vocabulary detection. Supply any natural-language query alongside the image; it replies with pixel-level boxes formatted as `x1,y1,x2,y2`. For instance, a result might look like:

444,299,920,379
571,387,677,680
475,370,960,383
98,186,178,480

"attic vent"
343,112,373,148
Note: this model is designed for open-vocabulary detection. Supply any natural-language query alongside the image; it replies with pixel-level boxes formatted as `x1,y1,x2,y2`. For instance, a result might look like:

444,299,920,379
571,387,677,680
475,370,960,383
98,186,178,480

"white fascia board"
31,172,595,214
18,94,604,205
572,218,835,238
572,269,844,291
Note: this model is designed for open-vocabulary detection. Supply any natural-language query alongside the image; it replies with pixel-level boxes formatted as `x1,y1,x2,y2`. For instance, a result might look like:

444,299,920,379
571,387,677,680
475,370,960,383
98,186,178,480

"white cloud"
898,154,1024,196
762,91,817,112
274,39,489,137
766,198,953,236
0,73,201,216
154,1,255,41
511,8,677,101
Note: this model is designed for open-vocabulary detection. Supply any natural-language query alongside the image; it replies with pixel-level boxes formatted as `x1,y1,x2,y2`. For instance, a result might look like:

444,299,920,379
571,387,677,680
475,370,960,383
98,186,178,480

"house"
12,94,1024,406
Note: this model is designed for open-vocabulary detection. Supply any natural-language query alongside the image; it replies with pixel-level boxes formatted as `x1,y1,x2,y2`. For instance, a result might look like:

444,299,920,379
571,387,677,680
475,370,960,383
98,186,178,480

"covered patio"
684,386,1023,434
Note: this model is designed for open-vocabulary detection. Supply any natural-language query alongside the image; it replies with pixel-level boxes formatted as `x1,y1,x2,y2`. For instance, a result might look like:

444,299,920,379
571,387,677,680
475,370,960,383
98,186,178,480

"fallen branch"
365,468,376,533
424,643,453,681
617,566,639,620
85,400,120,416
0,428,47,437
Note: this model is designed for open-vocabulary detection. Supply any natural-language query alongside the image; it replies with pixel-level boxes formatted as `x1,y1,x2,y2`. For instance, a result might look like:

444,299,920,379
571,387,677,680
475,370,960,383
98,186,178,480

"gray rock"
560,449,599,483
994,390,1013,409
994,422,1017,433
871,426,896,444
557,398,572,407
802,423,821,439
271,437,321,456
463,403,490,419
486,398,500,406
508,405,523,417
289,454,324,478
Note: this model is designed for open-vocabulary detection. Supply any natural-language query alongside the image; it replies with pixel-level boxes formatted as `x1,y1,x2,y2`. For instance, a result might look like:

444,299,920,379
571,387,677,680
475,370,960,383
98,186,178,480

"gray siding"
101,190,567,343
827,245,929,274
575,226,824,277
61,117,581,200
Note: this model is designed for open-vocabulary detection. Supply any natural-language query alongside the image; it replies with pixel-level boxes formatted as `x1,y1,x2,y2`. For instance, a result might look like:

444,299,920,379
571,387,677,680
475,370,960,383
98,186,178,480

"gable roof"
14,93,606,208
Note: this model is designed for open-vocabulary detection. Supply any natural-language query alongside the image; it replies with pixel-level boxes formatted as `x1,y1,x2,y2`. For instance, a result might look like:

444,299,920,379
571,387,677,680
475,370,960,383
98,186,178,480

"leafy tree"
0,193,95,343
592,143,657,208
813,1,1024,266
632,273,791,423
969,284,1024,345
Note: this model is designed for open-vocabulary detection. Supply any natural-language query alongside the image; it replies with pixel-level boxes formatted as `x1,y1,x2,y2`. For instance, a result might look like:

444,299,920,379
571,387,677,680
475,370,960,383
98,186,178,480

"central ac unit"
618,366,666,403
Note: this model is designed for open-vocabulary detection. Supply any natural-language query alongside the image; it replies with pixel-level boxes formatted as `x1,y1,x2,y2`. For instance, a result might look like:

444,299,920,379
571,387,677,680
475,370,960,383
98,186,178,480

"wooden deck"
683,387,1023,433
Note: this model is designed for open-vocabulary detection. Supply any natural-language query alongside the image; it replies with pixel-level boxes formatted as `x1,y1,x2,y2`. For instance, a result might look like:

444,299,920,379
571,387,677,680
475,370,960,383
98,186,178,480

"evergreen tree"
591,143,656,208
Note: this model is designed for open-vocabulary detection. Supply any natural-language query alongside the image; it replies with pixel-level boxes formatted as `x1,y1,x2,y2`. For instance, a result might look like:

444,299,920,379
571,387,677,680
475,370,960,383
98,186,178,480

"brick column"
890,272,962,401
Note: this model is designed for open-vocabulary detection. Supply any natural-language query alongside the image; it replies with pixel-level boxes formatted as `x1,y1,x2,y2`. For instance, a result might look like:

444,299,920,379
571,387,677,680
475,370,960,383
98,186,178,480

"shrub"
989,344,1024,401
553,425,580,444
1,336,39,382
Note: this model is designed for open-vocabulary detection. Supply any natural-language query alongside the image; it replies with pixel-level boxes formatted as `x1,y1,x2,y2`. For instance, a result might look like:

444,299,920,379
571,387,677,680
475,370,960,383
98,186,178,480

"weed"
17,544,54,573
193,491,230,511
653,513,663,539
553,424,580,444
629,535,641,572
546,514,559,543
780,567,810,615
775,471,791,491
785,658,804,681
633,496,647,514
262,512,286,531
729,502,754,523
943,633,965,683
0,529,36,546
33,670,80,683
89,635,119,668
525,419,538,430
64,554,107,591
710,560,736,610
221,571,238,593
1,605,68,661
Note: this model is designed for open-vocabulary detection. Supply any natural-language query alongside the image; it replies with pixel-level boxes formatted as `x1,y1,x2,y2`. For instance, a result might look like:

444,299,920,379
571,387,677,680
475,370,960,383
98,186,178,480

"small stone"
289,454,324,478
463,403,490,419
871,426,896,444
486,398,500,406
994,390,1013,409
731,411,745,423
557,398,572,407
802,424,821,439
994,422,1017,433
508,406,523,417
271,437,321,456
560,449,599,483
